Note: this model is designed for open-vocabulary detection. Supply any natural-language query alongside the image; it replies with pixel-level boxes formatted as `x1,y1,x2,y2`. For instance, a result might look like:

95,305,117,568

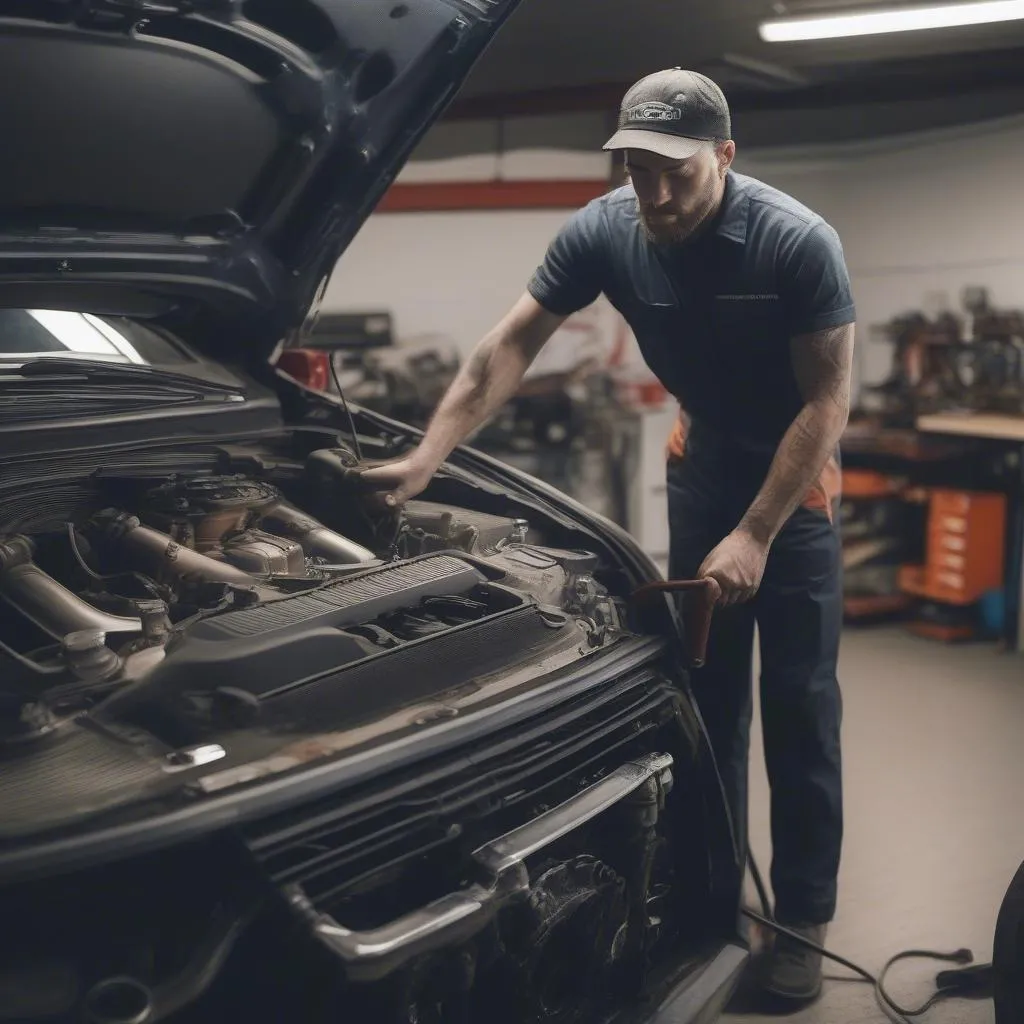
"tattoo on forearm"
792,323,854,410
739,322,854,542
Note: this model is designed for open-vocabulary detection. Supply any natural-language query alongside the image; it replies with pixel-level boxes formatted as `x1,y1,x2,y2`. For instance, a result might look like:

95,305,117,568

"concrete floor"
723,627,1024,1024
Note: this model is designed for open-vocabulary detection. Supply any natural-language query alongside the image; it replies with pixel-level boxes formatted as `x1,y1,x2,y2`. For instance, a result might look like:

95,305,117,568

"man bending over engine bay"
360,68,855,1005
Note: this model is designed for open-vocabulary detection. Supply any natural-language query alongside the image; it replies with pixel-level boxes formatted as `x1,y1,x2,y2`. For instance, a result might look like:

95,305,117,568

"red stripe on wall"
377,179,610,213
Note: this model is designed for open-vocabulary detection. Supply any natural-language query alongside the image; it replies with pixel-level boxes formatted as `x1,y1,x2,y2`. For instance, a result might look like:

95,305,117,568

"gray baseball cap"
603,68,732,160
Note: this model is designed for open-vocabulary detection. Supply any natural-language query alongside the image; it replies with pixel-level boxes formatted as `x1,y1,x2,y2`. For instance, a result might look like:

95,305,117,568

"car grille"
243,664,683,914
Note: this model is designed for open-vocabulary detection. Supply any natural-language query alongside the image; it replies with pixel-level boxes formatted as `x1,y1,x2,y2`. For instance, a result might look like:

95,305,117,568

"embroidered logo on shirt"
625,101,682,122
716,294,779,301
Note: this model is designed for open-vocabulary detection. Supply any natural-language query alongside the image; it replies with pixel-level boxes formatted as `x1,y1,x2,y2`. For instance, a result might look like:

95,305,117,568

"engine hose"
743,846,981,1023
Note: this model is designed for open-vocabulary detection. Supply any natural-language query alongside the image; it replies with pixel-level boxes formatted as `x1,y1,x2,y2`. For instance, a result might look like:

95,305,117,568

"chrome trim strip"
287,752,674,982
475,752,674,875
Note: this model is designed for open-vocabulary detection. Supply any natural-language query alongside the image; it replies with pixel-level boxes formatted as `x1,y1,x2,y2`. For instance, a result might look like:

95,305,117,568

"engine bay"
0,435,635,839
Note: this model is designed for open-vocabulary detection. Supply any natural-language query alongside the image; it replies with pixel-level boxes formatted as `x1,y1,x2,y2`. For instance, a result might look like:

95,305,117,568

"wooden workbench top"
916,411,1024,442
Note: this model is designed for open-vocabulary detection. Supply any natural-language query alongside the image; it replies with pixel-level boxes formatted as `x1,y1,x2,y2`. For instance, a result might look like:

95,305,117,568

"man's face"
626,143,733,246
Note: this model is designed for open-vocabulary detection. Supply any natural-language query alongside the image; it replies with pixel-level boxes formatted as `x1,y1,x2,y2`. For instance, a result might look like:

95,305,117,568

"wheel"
993,858,1024,1024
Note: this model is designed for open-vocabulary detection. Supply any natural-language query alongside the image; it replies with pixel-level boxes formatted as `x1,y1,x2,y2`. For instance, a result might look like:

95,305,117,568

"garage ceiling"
448,0,1024,121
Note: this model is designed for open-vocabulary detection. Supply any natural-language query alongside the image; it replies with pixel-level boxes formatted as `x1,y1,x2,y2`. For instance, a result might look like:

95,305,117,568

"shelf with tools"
845,285,1024,650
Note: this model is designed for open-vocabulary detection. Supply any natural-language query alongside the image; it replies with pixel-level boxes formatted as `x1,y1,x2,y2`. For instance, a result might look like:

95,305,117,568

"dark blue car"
0,3,749,1022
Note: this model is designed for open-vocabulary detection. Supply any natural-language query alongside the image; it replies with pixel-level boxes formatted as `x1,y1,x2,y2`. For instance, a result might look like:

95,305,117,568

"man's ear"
717,140,736,176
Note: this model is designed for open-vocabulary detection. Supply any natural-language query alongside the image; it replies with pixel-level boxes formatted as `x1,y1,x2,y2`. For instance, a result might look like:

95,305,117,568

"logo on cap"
625,101,682,123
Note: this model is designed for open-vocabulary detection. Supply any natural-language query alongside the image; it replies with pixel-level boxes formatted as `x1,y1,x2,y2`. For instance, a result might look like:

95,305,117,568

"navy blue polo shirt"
527,171,855,448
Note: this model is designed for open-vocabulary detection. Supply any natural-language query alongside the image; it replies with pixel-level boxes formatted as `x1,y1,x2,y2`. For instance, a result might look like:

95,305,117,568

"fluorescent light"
759,0,1024,41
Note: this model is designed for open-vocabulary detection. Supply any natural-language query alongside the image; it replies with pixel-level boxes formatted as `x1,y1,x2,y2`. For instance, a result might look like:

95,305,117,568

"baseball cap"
603,68,732,161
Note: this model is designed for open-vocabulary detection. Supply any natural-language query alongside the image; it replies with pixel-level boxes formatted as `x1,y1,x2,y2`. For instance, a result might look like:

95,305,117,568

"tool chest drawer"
923,490,1006,605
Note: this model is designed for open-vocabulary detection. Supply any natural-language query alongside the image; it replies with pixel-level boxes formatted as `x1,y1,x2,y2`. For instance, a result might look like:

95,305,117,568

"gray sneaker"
762,922,827,1002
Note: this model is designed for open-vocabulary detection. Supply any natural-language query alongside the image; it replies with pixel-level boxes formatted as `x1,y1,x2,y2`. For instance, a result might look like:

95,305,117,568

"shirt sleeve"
780,220,856,336
527,205,605,316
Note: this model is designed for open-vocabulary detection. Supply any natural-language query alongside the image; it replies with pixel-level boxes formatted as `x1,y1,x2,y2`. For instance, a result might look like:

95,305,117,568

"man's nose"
655,175,673,207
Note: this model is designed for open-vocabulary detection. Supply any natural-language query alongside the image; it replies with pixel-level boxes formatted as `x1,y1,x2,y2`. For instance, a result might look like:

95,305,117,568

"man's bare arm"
357,292,567,507
414,292,567,472
738,322,855,545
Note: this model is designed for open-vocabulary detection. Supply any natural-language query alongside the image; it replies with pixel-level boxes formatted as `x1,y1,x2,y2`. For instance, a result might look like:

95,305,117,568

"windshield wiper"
11,359,246,400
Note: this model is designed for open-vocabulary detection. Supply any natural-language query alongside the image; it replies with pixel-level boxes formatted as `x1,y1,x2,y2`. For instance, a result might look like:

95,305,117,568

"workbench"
916,412,1024,653
917,413,1024,443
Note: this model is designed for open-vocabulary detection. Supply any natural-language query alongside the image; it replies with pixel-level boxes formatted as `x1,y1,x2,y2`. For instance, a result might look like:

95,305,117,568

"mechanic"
360,68,855,1003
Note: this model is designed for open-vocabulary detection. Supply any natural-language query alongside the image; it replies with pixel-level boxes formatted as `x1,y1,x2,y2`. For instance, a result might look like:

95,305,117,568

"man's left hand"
698,528,770,606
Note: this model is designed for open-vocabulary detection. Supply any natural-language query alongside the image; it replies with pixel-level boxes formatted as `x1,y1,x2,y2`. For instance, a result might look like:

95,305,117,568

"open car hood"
0,0,518,360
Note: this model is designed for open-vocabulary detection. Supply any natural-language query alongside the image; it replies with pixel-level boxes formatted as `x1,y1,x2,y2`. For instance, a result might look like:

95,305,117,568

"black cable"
329,352,363,462
0,636,66,676
747,842,772,920
744,847,977,1023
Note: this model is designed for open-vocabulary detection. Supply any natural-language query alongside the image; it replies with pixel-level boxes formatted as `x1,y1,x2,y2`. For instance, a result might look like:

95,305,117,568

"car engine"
0,443,622,735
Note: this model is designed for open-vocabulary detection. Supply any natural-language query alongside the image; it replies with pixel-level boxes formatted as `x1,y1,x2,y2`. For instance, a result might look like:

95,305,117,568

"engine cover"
96,552,588,742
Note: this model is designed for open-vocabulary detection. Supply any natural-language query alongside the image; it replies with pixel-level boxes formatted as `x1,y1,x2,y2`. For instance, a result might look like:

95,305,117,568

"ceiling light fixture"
759,0,1024,40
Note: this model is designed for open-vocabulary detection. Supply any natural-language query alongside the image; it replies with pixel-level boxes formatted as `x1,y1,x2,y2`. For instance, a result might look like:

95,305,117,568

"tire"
993,858,1024,1024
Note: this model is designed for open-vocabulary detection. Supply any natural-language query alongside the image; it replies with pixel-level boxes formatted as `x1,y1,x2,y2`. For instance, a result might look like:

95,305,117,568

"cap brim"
602,129,706,160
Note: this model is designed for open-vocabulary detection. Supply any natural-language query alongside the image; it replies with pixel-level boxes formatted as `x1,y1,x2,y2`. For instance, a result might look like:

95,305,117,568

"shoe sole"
761,979,824,1003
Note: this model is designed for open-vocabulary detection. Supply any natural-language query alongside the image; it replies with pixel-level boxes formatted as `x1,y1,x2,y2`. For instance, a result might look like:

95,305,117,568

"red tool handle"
631,577,721,668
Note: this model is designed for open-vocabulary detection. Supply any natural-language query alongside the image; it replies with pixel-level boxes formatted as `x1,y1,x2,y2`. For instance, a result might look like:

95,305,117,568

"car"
0,3,748,1023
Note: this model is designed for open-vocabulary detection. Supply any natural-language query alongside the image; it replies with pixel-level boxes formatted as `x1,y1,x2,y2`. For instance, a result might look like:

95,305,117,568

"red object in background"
276,347,331,392
615,378,668,409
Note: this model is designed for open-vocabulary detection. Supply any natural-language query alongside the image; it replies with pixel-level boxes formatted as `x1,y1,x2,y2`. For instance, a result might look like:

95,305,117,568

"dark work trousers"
667,428,844,926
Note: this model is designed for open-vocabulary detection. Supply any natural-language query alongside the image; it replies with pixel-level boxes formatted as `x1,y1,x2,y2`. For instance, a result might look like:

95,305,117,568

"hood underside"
0,0,518,356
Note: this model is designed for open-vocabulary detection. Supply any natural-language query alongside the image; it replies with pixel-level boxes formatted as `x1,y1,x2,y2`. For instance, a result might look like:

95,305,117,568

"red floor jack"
631,575,1021,1023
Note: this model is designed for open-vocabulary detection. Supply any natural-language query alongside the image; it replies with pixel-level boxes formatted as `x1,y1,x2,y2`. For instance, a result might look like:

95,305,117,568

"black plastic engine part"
90,554,585,746
132,555,490,695
182,554,486,645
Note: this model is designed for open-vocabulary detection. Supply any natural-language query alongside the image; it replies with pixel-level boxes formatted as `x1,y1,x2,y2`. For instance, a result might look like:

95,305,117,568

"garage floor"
723,627,1024,1024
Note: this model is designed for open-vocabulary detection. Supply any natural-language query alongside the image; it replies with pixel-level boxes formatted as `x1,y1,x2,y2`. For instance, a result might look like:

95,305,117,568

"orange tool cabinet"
899,489,1006,606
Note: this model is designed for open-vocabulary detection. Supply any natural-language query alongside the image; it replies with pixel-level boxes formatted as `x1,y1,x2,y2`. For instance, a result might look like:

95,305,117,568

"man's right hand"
354,293,565,513
358,454,435,510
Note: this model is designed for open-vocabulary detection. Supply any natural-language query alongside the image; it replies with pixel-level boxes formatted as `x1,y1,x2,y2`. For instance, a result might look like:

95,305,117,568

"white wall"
325,207,576,352
323,143,613,356
737,115,1024,387
324,114,1024,393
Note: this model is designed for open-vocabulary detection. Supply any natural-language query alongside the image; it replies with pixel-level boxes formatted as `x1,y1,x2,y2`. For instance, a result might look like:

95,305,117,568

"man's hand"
698,528,770,606
357,454,434,510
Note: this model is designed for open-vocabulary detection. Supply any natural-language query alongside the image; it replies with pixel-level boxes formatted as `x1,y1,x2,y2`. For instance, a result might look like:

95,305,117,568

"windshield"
0,309,194,367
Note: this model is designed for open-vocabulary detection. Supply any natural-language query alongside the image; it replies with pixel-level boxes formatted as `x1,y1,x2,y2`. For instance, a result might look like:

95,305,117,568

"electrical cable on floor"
744,847,986,1023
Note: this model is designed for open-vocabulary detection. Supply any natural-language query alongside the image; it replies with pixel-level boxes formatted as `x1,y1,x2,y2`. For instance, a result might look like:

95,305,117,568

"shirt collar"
714,171,750,245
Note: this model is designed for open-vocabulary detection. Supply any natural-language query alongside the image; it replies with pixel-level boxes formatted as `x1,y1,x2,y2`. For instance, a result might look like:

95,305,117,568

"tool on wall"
862,312,967,426
860,287,1024,426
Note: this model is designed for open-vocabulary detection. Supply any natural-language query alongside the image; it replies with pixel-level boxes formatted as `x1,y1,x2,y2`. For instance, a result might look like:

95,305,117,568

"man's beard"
638,206,699,246
636,177,723,246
